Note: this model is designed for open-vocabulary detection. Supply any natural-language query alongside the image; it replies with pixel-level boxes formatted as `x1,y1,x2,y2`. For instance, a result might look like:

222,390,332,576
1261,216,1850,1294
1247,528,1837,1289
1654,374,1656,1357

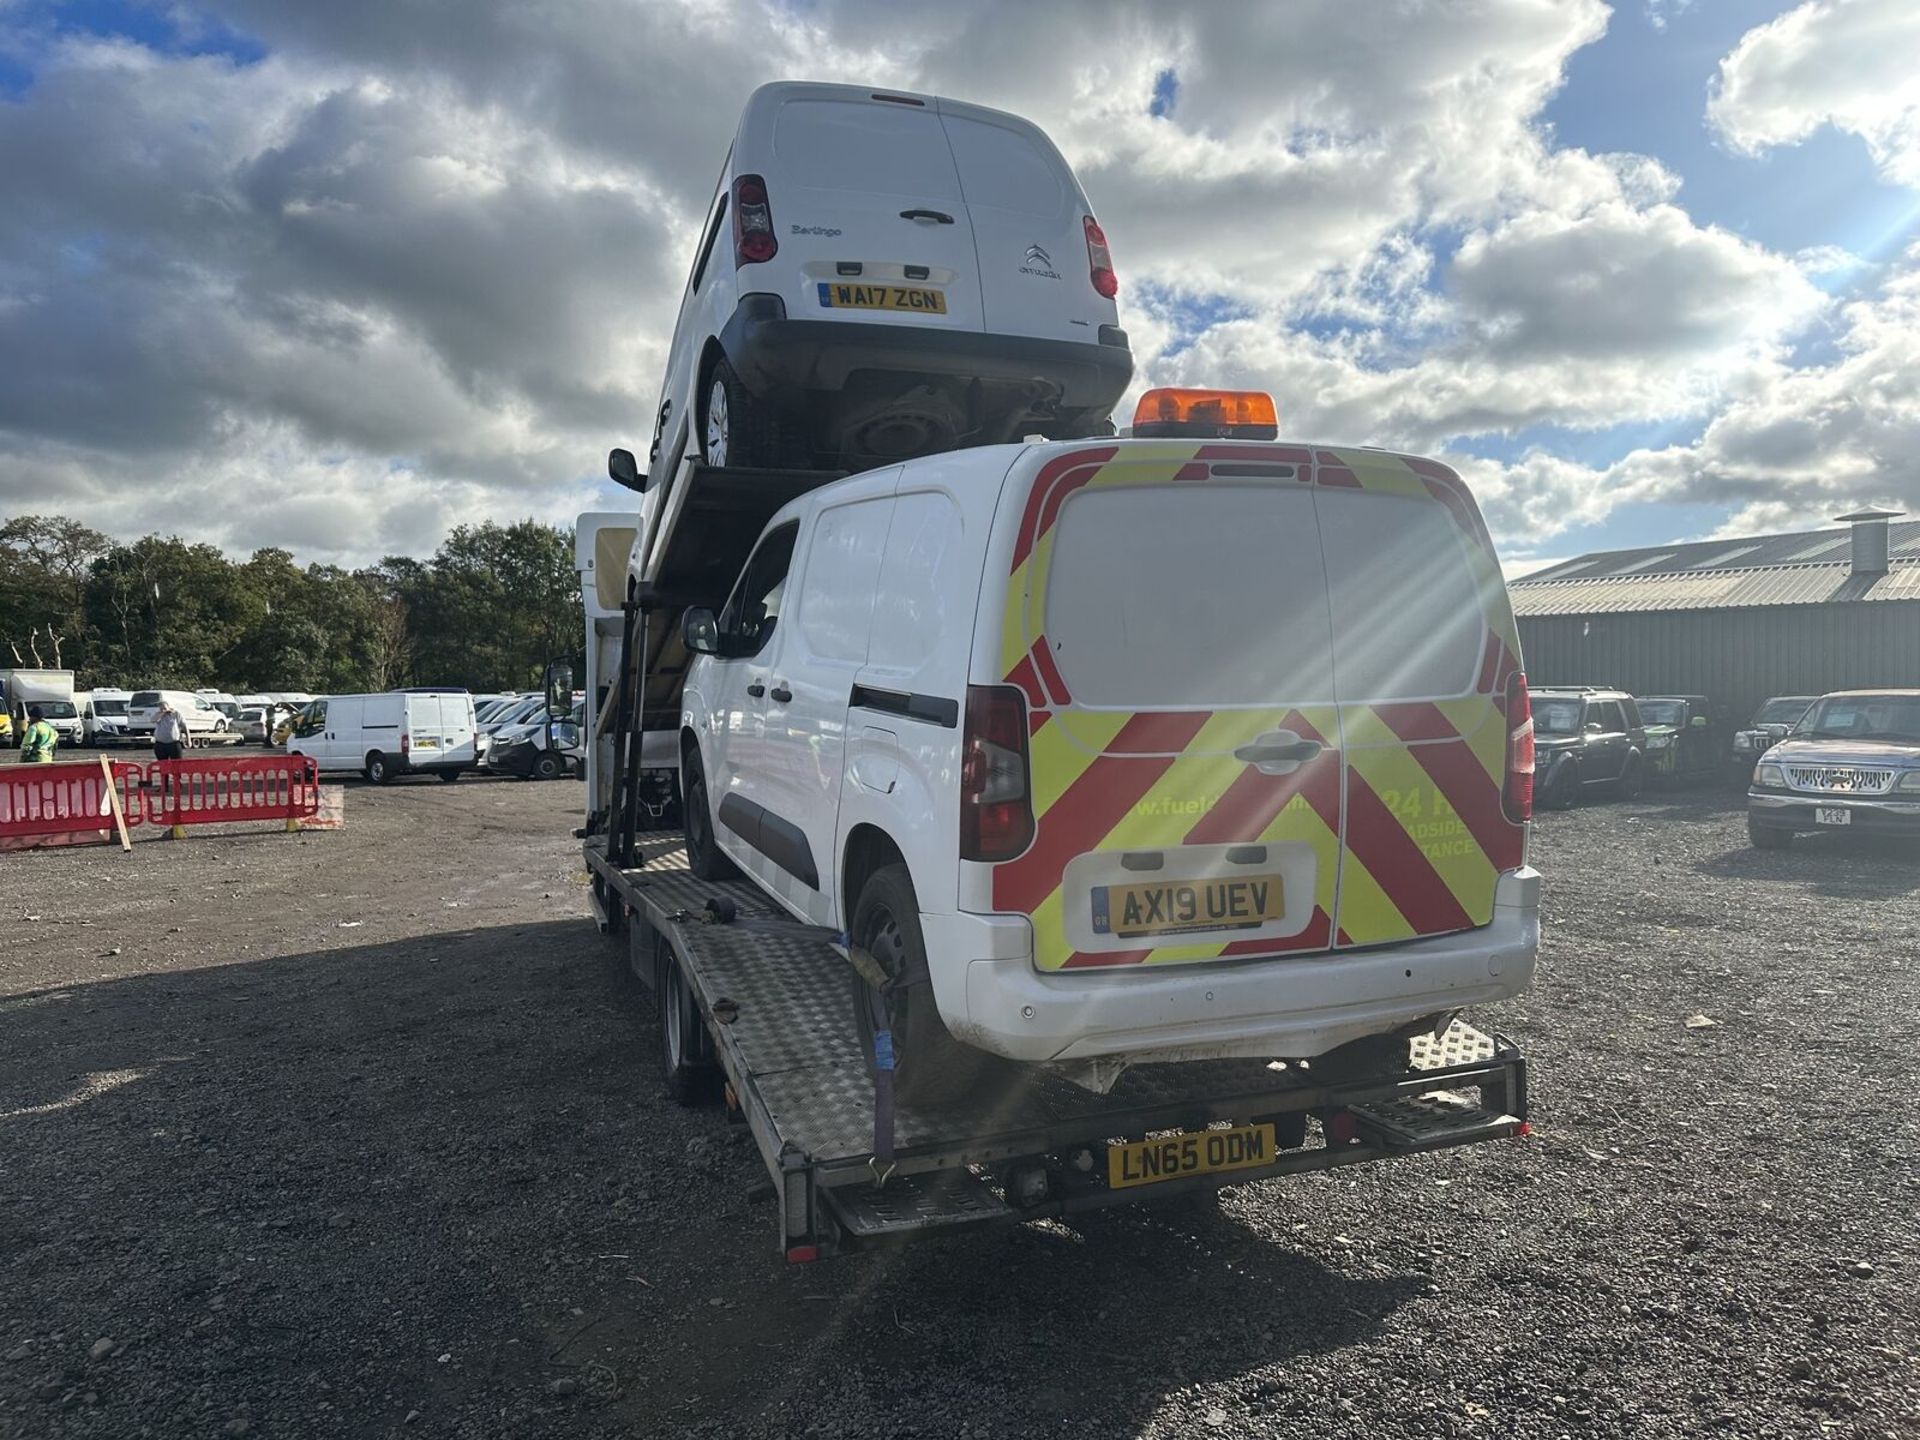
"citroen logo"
1024,243,1052,266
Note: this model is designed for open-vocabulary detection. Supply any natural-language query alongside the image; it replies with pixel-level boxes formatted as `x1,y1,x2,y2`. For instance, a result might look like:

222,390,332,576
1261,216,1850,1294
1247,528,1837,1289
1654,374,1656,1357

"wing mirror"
608,447,647,493
1690,715,1708,728
683,607,721,656
1585,721,1603,733
543,658,574,717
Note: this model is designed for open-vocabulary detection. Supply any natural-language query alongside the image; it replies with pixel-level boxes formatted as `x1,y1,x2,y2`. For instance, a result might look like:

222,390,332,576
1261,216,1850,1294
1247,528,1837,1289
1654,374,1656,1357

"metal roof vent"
1835,508,1902,576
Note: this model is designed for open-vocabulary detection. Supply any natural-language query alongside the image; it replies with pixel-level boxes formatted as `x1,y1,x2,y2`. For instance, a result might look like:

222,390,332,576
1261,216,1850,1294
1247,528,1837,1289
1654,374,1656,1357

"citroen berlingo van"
674,389,1541,1102
647,81,1133,481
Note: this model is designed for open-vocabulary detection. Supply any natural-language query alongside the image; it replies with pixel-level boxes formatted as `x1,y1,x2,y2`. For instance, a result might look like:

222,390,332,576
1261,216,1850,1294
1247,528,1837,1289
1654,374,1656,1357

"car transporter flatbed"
584,833,1529,1262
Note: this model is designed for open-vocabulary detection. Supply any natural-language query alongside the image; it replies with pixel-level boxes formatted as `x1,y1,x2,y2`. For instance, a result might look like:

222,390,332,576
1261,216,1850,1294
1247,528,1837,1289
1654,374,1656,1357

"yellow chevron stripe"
1436,698,1505,784
1343,744,1498,925
1335,849,1416,944
1028,711,1127,815
1326,449,1426,496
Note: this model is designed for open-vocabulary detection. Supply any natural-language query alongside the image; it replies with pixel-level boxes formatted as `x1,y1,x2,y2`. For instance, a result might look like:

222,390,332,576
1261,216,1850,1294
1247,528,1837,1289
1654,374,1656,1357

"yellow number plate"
1092,874,1285,939
1108,1124,1278,1190
816,282,948,313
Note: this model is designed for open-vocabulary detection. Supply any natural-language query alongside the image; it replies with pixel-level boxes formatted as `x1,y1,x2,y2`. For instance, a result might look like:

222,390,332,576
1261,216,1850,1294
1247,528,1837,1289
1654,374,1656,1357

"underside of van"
714,295,1133,470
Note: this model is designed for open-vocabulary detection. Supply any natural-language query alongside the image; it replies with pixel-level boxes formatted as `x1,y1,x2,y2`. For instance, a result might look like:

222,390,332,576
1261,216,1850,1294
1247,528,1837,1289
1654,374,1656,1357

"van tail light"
1503,670,1534,824
401,732,412,758
1084,215,1117,299
961,685,1035,862
733,174,777,265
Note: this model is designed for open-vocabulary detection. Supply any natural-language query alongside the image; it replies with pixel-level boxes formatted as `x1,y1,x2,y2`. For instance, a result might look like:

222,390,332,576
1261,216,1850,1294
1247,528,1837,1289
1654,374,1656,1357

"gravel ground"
1,765,1915,1439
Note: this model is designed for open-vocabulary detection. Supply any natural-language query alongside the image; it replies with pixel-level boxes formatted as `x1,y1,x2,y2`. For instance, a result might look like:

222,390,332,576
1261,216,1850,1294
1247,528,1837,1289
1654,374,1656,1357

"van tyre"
850,863,1003,1108
682,749,736,881
702,358,789,468
1618,755,1645,800
533,751,563,781
655,935,719,1106
365,752,395,785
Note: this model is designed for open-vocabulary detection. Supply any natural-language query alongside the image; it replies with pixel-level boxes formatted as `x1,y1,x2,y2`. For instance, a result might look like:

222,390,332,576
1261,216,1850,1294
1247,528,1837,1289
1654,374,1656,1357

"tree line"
0,515,582,695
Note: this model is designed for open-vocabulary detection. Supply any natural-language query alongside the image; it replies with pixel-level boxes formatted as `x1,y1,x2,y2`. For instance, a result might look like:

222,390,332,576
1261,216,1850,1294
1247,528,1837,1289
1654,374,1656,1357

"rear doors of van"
978,443,1525,971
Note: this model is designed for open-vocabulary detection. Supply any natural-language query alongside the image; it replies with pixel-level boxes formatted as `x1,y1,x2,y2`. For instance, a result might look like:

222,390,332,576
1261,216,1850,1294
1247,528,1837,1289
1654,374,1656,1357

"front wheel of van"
850,864,1004,1109
681,750,737,881
702,358,788,469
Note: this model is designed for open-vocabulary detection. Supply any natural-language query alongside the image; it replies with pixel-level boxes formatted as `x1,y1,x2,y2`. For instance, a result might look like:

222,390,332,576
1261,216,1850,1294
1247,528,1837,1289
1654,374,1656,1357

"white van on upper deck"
643,81,1132,488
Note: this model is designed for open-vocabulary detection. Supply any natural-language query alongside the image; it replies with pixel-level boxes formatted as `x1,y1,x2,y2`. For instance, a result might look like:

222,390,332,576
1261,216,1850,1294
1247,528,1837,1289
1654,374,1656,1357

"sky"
2,0,1919,576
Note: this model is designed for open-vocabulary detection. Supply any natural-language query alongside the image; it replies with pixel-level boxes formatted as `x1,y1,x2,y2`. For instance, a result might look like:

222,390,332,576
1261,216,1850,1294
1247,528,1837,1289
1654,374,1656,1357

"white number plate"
1815,807,1851,826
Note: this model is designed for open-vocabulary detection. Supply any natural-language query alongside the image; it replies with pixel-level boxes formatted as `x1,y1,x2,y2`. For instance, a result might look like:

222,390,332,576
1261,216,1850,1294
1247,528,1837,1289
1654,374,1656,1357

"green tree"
0,515,111,671
404,521,578,690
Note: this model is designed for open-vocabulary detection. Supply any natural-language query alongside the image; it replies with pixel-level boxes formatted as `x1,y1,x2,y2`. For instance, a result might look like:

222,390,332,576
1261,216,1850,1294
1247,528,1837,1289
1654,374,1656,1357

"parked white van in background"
645,81,1132,486
129,689,230,738
282,690,481,784
673,389,1539,1102
84,688,135,745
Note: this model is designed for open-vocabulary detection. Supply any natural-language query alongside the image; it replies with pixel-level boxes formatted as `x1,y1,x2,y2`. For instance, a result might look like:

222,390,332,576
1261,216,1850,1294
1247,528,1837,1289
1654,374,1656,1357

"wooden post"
98,757,133,853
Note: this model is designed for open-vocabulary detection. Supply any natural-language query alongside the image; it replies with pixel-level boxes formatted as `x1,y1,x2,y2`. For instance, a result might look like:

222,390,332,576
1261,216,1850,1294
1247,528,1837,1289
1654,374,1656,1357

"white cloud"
1709,0,1920,187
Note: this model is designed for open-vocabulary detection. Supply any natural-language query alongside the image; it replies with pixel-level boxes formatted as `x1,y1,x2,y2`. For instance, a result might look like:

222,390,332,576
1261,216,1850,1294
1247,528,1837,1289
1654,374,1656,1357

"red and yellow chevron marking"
992,442,1526,972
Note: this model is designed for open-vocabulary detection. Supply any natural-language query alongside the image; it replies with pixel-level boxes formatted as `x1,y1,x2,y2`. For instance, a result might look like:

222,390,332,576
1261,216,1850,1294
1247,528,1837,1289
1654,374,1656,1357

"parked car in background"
84,688,134,745
282,690,482,784
1637,695,1721,784
1532,687,1649,808
238,706,272,744
1728,695,1818,783
1748,690,1920,848
645,81,1131,487
129,689,230,739
486,699,582,781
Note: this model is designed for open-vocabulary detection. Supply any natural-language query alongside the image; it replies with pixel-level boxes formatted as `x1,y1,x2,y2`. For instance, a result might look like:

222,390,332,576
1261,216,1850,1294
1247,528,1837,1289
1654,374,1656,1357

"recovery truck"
571,450,1533,1263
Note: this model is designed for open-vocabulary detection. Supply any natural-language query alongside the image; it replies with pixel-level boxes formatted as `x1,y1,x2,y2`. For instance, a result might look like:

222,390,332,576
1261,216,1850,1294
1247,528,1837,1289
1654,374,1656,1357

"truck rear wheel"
849,863,1002,1108
655,934,719,1105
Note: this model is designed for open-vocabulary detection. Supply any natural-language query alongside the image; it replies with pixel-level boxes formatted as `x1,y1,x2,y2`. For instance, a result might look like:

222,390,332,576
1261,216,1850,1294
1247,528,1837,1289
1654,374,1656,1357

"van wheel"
655,934,719,1105
533,751,563,781
702,358,788,468
850,864,1003,1108
681,749,736,881
365,752,394,786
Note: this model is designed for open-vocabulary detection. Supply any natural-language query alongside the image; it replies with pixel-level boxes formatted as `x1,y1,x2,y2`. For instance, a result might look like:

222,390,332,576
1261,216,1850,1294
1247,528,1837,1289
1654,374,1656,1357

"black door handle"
770,686,793,704
1234,740,1324,766
899,209,954,224
746,683,766,699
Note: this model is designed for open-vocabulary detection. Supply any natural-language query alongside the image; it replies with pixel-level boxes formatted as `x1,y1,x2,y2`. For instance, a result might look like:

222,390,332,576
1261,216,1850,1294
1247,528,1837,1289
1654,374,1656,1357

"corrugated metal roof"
1518,517,1920,583
1508,557,1920,615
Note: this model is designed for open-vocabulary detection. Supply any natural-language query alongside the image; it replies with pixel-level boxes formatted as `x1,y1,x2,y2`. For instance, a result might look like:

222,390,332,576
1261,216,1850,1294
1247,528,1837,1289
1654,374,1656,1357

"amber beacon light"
1130,388,1279,439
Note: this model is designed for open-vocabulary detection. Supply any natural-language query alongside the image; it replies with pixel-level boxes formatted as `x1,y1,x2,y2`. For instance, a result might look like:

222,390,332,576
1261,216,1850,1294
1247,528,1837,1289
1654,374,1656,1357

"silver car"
1748,690,1920,848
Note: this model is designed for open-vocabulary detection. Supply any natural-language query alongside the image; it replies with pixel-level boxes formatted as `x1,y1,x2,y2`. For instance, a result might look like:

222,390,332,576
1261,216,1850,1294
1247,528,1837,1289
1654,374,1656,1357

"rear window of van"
943,115,1070,217
773,99,961,199
1044,484,1335,709
132,691,159,706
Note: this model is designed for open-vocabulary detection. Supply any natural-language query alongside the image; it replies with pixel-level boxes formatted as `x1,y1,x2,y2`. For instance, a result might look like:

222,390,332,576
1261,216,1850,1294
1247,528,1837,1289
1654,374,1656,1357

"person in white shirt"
152,702,189,762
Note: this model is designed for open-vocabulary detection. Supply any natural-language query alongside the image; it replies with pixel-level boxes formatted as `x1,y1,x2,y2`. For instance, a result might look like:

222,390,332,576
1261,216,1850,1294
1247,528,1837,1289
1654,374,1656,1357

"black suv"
1531,687,1650,808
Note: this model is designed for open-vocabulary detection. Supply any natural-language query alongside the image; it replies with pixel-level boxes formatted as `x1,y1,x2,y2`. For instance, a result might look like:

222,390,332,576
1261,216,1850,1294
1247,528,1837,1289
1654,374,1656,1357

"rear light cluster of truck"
960,685,1034,862
1503,671,1534,823
734,174,777,265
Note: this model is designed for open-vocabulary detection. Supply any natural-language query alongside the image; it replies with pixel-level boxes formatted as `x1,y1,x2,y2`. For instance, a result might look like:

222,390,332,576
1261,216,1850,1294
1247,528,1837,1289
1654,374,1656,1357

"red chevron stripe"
1062,946,1151,969
1369,702,1459,743
1407,734,1525,873
1219,905,1332,955
1005,653,1045,708
1183,713,1339,845
990,710,1210,915
1010,447,1118,572
1029,636,1073,706
1342,769,1475,937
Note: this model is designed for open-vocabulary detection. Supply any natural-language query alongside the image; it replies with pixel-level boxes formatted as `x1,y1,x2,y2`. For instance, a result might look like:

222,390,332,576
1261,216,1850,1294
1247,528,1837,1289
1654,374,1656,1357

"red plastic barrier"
150,755,320,828
0,760,145,841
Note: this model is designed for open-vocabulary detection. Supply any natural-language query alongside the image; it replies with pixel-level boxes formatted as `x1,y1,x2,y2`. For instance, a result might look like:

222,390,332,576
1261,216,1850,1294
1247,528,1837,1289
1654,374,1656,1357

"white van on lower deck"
283,690,481,784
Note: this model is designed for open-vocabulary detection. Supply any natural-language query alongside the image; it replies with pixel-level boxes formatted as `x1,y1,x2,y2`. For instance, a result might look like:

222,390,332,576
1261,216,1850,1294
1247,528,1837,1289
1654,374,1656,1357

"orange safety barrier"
0,760,145,844
150,755,321,833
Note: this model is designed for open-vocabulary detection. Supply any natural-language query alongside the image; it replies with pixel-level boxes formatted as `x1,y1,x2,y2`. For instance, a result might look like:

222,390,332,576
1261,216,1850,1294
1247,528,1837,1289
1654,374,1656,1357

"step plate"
1350,1090,1518,1149
824,1169,1013,1240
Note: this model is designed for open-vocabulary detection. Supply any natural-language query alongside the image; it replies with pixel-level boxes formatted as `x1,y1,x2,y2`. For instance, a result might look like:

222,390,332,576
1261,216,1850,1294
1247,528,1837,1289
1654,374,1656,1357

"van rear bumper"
718,294,1133,412
938,867,1541,1064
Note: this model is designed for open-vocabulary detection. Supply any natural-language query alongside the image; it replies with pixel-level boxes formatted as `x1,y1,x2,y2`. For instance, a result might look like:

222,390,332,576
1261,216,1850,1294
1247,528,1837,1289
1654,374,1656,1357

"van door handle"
769,685,793,704
746,683,766,699
899,209,954,224
1235,739,1324,768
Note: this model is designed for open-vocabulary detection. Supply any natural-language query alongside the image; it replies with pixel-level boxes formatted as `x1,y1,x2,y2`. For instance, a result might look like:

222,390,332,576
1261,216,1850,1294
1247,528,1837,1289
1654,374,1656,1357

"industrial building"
1508,509,1920,725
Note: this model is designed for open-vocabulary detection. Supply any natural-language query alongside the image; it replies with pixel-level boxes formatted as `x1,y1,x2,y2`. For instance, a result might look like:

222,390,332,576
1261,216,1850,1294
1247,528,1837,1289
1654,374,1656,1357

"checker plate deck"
603,839,1515,1179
